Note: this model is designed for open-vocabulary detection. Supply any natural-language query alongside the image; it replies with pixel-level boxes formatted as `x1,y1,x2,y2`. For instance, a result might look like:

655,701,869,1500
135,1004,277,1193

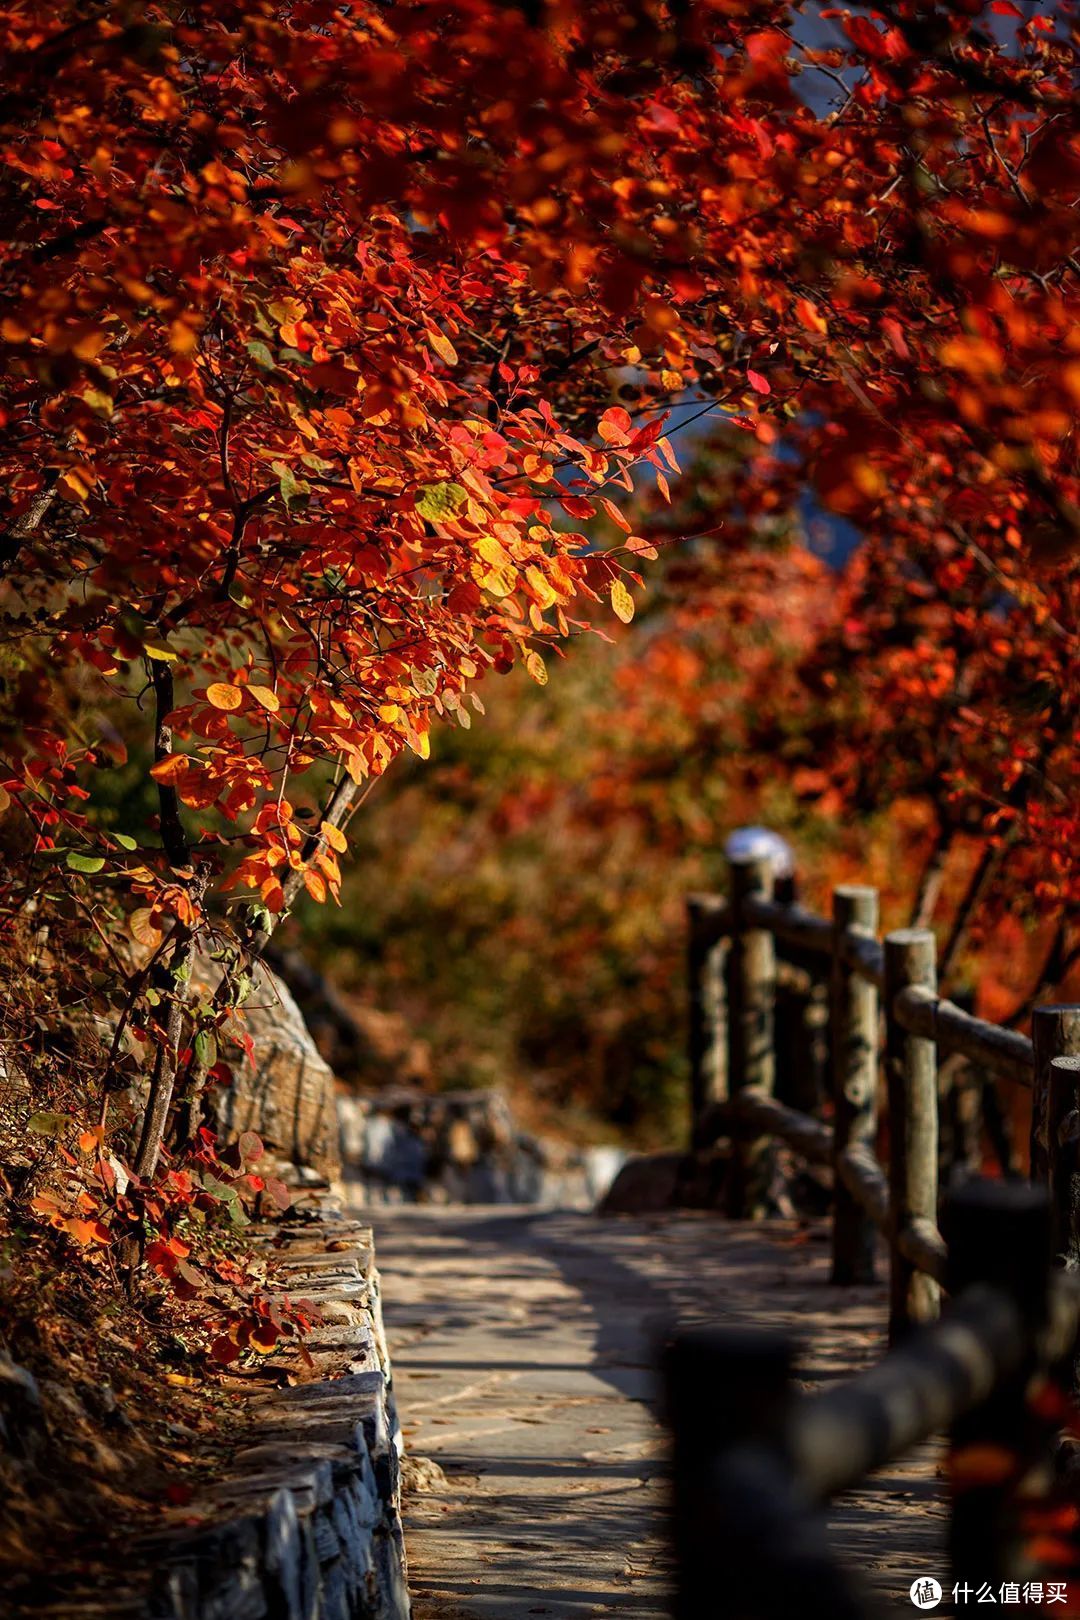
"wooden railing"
665,1180,1080,1618
670,855,1080,1615
686,854,1080,1339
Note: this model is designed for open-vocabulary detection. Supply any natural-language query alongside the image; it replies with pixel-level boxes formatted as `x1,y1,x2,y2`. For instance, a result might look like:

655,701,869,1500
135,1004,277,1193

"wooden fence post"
664,1328,869,1620
726,854,776,1218
1031,1004,1080,1187
1048,1053,1080,1270
944,1180,1053,1592
884,928,940,1340
831,885,879,1285
665,1327,795,1620
687,894,728,1141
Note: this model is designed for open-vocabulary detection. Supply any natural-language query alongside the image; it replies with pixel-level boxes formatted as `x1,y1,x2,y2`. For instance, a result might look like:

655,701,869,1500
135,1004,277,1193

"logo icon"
910,1578,942,1610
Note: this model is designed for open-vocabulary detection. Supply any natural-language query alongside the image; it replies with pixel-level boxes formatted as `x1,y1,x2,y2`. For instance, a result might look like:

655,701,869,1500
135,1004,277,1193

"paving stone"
376,1205,949,1620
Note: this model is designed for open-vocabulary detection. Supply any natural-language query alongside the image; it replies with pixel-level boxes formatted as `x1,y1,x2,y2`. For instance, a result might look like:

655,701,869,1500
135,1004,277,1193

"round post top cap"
723,826,796,879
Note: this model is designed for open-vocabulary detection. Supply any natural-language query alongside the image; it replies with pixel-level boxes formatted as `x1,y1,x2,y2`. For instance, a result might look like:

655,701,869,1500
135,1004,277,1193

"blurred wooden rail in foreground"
668,856,1080,1618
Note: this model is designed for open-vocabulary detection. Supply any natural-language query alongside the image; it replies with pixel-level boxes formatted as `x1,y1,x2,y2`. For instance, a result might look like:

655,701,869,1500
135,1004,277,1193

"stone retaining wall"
147,1188,409,1620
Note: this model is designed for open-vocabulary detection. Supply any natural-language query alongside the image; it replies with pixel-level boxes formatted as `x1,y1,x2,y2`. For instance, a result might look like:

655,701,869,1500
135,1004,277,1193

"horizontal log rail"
739,890,1033,1082
697,1087,949,1285
894,984,1034,1087
742,894,834,957
666,1180,1080,1619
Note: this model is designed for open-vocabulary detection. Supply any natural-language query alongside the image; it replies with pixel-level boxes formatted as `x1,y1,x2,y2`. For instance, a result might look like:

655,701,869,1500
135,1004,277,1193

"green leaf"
416,481,467,523
66,852,106,874
194,1029,217,1070
27,1110,70,1137
199,1175,248,1227
198,1174,235,1203
113,833,137,852
272,461,310,509
245,339,276,371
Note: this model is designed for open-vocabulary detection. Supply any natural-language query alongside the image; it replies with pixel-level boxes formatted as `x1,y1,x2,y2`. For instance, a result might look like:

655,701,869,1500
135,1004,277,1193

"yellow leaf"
524,564,559,610
247,685,280,713
475,536,512,567
428,328,458,367
144,642,178,662
611,579,635,624
472,539,518,599
471,560,517,599
524,651,548,686
268,297,306,327
0,785,9,814
206,682,242,711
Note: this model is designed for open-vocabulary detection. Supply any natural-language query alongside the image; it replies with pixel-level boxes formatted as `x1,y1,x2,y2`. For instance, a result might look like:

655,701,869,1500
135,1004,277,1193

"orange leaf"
65,1218,100,1246
428,328,458,367
248,1320,280,1354
948,1444,1016,1486
625,536,659,560
206,683,242,711
302,867,328,903
150,754,189,784
129,907,163,948
321,821,347,854
598,406,631,443
261,879,286,912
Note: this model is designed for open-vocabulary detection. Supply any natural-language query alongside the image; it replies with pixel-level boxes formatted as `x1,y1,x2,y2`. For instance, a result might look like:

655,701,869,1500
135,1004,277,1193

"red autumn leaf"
238,1130,264,1163
598,407,632,443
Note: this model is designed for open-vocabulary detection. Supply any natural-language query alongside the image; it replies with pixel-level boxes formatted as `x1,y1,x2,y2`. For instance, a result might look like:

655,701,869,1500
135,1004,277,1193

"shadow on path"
368,1205,947,1619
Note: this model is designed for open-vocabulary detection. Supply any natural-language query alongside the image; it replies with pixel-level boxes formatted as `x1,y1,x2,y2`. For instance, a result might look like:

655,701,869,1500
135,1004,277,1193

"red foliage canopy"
0,1,1076,1012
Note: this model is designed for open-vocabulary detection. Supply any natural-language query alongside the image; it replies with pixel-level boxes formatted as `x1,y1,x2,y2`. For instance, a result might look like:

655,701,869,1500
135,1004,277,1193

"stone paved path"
367,1206,948,1619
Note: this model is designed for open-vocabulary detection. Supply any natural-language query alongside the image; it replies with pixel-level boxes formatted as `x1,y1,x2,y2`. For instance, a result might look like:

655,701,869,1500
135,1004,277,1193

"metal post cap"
724,826,796,879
